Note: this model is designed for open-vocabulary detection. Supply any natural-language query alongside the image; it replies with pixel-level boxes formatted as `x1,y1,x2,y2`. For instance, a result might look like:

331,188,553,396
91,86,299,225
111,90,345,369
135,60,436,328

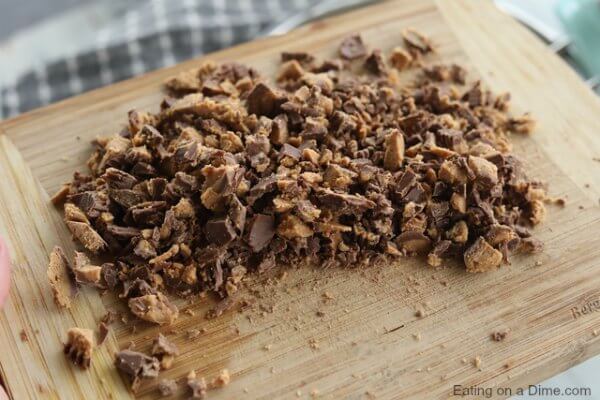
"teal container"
556,0,600,78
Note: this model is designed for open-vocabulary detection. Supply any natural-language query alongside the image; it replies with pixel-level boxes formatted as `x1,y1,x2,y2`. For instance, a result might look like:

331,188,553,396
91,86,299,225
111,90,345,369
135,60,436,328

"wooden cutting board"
1,0,600,399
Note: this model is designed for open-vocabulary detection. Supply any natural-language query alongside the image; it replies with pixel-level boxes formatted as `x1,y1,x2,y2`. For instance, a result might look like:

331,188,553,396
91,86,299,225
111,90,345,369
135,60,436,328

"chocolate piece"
468,156,498,187
152,333,179,357
128,292,179,325
152,333,179,370
424,64,466,84
72,251,102,287
296,200,321,222
201,165,243,211
115,350,160,391
98,322,110,346
427,240,452,267
383,129,405,171
101,263,118,290
316,189,376,214
206,216,237,246
279,143,302,161
339,34,367,60
464,237,503,273
313,59,344,72
98,310,117,345
247,82,285,117
323,164,356,190
507,114,536,134
51,184,70,206
271,114,289,145
520,237,544,254
364,50,387,75
277,214,313,239
73,264,103,287
228,195,247,234
389,47,413,71
246,214,275,252
395,231,432,254
528,200,546,225
277,60,305,82
64,327,94,370
47,246,75,309
102,167,138,189
66,221,108,253
448,221,468,243
402,28,434,55
281,51,315,64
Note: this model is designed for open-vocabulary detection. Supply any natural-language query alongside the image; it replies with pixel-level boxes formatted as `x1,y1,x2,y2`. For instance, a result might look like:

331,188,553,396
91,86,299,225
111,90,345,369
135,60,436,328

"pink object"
0,238,11,397
0,236,10,308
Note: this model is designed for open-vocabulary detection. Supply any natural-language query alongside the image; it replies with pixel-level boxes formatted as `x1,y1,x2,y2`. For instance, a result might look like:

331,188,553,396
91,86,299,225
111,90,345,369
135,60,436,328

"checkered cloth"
0,0,318,119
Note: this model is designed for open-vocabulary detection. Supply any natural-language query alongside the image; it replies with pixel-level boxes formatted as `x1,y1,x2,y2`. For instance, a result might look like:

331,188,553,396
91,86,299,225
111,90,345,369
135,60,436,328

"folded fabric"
0,0,318,119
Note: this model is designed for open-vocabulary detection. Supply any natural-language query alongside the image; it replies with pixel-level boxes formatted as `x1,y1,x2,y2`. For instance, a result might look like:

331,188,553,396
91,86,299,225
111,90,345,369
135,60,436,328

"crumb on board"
187,329,201,339
158,379,177,397
211,369,231,388
187,370,207,399
491,329,510,341
322,291,334,300
184,308,196,316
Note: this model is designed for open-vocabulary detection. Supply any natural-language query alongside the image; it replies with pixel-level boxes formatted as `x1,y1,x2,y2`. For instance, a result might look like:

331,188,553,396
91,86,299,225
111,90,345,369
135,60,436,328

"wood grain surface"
1,0,600,399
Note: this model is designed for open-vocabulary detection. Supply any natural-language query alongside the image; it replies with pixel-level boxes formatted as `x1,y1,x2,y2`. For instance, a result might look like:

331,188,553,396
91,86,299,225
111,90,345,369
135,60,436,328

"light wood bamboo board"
1,0,600,399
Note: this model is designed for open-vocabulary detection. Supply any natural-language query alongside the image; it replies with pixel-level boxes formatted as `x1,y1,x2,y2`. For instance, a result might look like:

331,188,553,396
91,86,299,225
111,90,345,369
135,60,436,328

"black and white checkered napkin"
0,0,318,119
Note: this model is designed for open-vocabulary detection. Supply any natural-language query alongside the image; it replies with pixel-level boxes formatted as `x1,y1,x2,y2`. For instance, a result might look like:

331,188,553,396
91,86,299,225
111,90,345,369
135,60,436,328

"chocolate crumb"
339,34,367,60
